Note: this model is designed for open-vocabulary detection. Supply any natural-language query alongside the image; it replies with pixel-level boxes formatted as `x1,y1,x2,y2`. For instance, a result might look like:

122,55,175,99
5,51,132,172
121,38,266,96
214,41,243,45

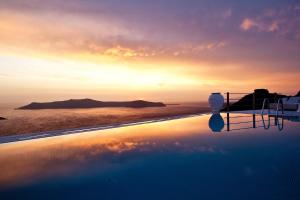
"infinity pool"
0,113,300,200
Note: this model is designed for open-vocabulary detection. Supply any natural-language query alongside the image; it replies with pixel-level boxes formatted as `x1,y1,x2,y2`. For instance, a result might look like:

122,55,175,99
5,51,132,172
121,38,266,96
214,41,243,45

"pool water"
0,113,300,200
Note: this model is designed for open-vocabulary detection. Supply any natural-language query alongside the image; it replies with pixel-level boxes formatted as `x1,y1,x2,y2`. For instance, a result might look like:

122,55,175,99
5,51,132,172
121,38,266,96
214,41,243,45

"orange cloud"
268,21,279,32
240,18,257,30
104,46,139,58
241,18,279,33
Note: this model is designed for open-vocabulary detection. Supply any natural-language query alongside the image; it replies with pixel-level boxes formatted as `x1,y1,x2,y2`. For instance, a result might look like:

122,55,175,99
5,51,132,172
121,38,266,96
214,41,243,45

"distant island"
0,117,6,120
223,89,300,111
18,99,166,110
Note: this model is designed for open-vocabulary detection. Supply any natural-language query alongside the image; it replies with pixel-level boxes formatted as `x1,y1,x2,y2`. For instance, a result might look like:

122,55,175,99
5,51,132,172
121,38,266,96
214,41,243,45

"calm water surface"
0,103,209,135
0,113,300,200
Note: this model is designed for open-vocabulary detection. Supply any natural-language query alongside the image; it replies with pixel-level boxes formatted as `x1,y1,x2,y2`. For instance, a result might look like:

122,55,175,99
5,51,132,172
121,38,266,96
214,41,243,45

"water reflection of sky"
0,114,300,199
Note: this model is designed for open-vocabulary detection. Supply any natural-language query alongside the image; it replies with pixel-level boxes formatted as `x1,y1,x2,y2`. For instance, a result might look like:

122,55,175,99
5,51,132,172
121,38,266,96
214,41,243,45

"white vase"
208,93,224,113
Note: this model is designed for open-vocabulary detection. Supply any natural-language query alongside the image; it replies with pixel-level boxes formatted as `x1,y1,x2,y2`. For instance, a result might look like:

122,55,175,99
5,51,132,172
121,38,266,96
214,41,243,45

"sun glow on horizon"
0,0,299,103
0,52,213,103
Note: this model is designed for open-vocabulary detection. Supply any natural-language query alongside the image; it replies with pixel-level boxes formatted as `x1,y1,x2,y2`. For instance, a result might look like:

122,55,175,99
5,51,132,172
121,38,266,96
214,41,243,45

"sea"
0,102,209,136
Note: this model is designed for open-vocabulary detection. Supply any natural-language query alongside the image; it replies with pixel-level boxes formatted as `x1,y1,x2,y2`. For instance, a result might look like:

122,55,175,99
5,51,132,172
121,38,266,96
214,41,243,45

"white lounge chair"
282,97,300,112
269,97,300,112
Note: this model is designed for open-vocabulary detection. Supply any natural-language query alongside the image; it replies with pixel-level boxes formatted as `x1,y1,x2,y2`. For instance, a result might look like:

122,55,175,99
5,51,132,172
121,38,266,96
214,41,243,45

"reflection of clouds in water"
43,139,228,163
105,141,137,153
0,137,228,188
0,139,159,187
0,115,220,188
0,141,132,186
172,141,227,154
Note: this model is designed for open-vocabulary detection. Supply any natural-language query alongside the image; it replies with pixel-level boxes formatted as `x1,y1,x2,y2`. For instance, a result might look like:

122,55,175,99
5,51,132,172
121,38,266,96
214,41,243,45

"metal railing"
260,97,284,130
225,92,254,112
223,113,284,132
220,91,285,132
261,98,270,115
224,113,259,131
224,91,283,112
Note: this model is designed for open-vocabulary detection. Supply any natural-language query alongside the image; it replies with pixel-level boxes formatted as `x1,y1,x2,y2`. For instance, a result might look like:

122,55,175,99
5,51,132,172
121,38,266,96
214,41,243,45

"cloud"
222,8,232,19
104,46,139,58
0,8,229,61
268,21,279,32
0,0,300,101
191,41,227,52
240,18,279,32
240,18,257,31
240,4,300,39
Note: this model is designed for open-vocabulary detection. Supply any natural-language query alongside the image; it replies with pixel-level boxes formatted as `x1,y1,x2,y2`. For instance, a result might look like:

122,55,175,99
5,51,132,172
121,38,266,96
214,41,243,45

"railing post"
226,92,230,131
252,92,255,110
253,114,256,128
252,91,256,128
226,92,230,112
227,114,230,131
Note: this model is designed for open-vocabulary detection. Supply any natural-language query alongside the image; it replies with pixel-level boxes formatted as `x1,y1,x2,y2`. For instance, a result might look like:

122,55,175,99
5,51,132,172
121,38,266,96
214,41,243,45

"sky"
0,0,299,104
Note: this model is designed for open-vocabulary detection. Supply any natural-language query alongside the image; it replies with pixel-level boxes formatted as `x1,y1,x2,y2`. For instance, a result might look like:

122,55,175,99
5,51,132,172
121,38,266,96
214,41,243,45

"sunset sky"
0,0,299,104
